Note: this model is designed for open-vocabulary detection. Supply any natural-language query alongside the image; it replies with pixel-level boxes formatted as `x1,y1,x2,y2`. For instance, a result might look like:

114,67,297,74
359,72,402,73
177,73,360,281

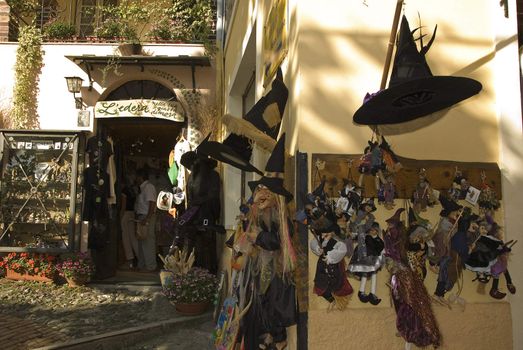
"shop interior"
92,117,183,283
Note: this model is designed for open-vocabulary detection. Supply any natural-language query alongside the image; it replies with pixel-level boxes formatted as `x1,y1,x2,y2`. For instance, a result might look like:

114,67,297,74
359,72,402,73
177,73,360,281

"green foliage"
94,20,136,41
146,18,173,41
43,21,76,40
6,0,40,23
96,0,154,43
162,0,214,42
145,0,216,55
11,25,43,129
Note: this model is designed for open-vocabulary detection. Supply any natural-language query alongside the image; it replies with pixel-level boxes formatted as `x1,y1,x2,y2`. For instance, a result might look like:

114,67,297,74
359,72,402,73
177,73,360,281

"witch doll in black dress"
347,221,384,305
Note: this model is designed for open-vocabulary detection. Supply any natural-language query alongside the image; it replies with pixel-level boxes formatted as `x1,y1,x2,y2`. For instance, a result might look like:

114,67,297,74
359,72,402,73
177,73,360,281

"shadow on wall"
298,23,498,153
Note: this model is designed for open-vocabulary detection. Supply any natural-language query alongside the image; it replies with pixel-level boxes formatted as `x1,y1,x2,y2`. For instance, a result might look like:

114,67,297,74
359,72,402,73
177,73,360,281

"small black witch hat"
353,16,482,125
248,133,293,202
438,194,462,217
198,68,288,174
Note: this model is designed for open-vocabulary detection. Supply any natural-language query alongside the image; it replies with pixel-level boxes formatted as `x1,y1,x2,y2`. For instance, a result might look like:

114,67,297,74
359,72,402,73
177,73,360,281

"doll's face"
479,225,489,236
448,210,459,220
368,228,378,237
253,186,276,210
321,232,333,240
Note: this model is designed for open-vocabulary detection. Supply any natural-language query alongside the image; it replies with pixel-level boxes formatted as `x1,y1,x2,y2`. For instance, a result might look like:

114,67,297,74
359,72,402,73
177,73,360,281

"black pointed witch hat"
353,16,482,125
225,68,288,142
438,194,462,217
198,68,288,174
248,133,293,202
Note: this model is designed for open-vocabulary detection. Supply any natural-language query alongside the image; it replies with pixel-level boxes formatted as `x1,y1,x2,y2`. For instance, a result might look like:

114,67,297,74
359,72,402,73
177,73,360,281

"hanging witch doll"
347,221,384,305
406,208,434,281
358,136,401,209
384,208,441,348
411,169,436,213
236,134,298,350
309,209,353,310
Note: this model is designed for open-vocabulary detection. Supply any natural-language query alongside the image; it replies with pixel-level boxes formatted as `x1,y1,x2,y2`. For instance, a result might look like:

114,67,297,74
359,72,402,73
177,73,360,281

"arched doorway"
92,80,184,282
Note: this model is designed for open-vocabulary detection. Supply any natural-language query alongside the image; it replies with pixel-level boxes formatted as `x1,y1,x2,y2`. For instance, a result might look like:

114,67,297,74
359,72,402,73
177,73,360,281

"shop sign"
263,0,287,87
94,99,185,122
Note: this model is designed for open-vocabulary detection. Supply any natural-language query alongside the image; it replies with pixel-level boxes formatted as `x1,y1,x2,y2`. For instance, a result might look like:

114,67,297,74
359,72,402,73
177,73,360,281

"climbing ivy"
11,25,44,129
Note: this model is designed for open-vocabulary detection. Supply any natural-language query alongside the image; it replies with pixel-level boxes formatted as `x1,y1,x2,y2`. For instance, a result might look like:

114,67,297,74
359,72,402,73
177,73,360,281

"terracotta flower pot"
65,274,89,287
174,301,209,316
6,269,54,283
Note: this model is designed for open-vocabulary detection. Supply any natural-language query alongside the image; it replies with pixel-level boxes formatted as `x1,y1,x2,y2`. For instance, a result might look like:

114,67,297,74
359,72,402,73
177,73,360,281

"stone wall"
0,1,9,42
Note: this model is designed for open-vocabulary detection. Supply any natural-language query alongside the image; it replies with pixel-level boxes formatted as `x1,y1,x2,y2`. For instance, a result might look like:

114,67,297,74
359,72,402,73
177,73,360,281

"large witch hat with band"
353,16,482,125
197,68,288,174
196,133,263,175
248,133,293,202
180,134,217,170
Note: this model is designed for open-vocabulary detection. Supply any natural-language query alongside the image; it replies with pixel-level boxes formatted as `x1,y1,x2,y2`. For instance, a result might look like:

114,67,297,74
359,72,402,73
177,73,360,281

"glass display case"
0,131,84,253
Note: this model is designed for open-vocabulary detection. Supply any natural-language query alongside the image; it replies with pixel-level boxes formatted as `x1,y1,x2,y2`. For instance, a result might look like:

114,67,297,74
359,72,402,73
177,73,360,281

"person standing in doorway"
120,176,139,270
135,168,157,272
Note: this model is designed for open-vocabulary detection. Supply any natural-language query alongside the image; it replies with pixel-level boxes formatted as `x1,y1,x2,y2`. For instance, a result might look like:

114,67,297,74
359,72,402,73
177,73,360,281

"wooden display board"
311,154,502,200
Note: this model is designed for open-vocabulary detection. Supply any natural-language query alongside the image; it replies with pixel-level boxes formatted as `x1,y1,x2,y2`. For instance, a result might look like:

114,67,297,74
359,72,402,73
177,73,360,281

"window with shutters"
35,0,59,30
77,0,117,37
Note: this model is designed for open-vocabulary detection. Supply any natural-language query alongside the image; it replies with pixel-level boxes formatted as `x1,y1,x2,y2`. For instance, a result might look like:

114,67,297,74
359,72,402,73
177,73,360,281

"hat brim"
248,177,293,203
353,76,482,125
180,151,217,169
197,140,263,175
223,114,277,152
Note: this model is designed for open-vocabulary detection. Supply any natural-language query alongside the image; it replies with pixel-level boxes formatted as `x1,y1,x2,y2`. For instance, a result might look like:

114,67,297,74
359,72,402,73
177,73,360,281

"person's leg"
121,211,136,265
141,214,157,271
127,211,139,259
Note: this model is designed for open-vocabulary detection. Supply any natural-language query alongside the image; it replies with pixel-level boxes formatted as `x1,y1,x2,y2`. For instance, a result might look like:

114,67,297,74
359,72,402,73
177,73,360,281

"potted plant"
43,20,76,41
146,18,174,42
163,267,218,315
94,21,129,42
57,252,95,287
0,252,57,282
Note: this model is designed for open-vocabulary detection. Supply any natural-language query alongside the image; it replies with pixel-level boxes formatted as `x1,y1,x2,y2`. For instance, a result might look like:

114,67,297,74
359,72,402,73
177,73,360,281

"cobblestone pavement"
0,278,214,350
0,314,69,350
128,318,215,350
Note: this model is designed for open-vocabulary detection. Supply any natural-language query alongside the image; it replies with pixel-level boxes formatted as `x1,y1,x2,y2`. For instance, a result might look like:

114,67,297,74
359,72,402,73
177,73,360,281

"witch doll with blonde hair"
236,134,298,350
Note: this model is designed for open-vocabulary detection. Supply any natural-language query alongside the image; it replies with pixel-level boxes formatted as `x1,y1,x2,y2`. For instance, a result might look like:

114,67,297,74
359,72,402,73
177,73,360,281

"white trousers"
121,210,138,261
136,213,157,271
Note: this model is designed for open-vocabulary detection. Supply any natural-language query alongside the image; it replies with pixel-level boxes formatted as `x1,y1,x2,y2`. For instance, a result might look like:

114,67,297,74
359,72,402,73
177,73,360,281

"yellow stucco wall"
297,0,498,161
309,303,512,350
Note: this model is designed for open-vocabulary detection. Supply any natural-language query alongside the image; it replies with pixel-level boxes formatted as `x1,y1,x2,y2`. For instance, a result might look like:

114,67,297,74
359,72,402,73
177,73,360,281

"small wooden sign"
311,153,502,200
